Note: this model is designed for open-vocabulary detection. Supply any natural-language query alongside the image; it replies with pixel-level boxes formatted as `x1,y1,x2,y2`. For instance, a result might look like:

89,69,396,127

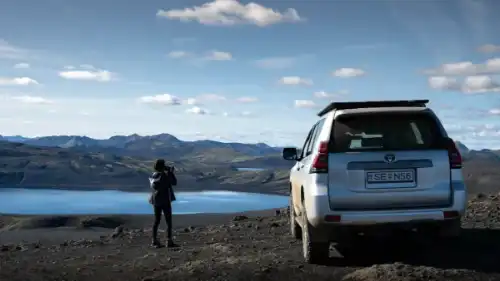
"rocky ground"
2,194,500,281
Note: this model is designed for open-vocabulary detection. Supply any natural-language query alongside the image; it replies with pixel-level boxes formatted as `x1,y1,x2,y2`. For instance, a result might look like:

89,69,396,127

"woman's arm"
169,171,177,186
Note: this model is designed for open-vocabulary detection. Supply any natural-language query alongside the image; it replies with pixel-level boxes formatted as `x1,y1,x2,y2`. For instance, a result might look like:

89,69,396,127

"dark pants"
152,203,172,241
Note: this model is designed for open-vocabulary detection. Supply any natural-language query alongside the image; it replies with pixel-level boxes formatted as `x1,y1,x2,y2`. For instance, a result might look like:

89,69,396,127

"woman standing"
149,159,178,248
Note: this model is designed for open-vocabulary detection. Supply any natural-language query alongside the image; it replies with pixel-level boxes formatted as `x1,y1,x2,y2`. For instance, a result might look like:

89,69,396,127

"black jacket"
149,171,177,206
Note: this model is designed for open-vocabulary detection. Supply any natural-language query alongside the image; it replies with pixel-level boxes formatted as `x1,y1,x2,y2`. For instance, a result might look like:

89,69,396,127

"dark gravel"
2,196,500,281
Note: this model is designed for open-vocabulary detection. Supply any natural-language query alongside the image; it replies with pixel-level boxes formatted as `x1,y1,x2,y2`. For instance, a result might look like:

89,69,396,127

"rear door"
327,110,452,211
291,124,316,212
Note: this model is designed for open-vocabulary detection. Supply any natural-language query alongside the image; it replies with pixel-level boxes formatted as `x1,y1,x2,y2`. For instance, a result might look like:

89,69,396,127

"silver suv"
282,100,467,264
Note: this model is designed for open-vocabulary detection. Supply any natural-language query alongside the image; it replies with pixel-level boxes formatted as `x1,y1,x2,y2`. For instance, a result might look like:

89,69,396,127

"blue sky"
0,0,500,148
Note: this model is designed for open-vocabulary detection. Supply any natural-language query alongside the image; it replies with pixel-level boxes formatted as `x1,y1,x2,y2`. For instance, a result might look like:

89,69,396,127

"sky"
0,0,500,149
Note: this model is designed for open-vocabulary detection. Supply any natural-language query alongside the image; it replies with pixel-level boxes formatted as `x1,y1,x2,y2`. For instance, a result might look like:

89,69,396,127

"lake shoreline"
0,183,289,196
0,209,286,244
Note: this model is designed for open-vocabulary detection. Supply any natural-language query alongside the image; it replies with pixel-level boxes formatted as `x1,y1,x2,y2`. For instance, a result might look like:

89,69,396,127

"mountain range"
0,135,499,195
455,141,500,162
0,134,291,194
0,134,281,159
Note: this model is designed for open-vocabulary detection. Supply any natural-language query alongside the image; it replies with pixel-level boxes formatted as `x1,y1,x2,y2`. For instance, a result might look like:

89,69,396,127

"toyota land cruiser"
282,100,467,264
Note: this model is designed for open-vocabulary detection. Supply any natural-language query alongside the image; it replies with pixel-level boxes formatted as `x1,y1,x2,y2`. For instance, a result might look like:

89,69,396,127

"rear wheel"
290,196,302,240
421,218,462,247
301,206,329,264
438,218,462,238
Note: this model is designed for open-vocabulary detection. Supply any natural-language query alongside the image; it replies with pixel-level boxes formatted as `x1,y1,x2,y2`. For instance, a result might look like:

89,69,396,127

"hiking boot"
167,239,178,248
151,240,164,248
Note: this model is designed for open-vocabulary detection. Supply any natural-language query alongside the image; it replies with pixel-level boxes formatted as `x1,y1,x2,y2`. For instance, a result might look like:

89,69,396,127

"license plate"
366,170,415,184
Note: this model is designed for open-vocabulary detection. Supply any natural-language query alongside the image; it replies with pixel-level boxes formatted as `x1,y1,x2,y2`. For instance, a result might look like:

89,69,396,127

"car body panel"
287,104,467,233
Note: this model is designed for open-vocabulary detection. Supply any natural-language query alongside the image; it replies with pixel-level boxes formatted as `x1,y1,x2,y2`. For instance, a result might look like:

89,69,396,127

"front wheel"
301,206,329,264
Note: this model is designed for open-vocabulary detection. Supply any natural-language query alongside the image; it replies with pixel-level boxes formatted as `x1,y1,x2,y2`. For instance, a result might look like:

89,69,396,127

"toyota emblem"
384,154,396,163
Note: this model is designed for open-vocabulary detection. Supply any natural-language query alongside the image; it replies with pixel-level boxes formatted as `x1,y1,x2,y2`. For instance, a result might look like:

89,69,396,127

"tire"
301,206,329,264
422,219,461,247
439,218,462,238
290,196,302,240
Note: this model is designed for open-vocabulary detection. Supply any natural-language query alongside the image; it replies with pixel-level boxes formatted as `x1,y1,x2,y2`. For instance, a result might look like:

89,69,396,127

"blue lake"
0,188,288,215
235,168,266,171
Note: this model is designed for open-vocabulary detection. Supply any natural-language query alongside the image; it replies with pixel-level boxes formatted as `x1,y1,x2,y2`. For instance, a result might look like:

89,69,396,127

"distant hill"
455,141,500,162
0,134,282,164
0,140,291,194
450,141,500,194
455,141,470,157
0,141,150,188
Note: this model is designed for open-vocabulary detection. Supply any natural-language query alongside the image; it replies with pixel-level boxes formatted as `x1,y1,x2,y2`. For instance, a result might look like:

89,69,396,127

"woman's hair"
153,159,166,172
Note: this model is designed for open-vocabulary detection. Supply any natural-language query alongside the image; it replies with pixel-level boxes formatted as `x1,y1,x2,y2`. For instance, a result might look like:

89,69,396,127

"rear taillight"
444,138,462,169
310,141,329,173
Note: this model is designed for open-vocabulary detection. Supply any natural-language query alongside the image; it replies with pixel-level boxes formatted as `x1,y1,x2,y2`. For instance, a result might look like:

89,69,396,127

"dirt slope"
2,195,500,281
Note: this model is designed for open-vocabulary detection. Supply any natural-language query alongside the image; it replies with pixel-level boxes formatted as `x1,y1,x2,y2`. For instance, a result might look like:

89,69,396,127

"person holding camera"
149,159,178,248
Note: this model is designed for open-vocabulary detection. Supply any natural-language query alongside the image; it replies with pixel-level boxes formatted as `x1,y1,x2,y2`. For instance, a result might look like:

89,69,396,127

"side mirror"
282,147,298,161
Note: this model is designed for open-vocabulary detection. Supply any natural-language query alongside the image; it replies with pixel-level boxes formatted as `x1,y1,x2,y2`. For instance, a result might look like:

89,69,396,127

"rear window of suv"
331,112,443,152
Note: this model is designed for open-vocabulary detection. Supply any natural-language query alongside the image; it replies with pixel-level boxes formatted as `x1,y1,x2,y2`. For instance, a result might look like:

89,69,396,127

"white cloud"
314,90,349,99
0,96,311,147
138,94,182,105
58,66,114,82
314,91,331,99
157,0,303,27
221,111,253,117
13,63,30,69
167,51,191,59
11,95,53,104
477,44,500,53
489,108,500,115
236,96,258,103
428,76,460,91
428,75,500,93
168,50,232,62
184,98,200,105
332,68,366,78
294,100,317,108
278,76,313,86
468,124,500,138
186,106,209,115
204,51,232,61
423,58,500,76
0,77,39,86
462,76,500,94
198,93,226,101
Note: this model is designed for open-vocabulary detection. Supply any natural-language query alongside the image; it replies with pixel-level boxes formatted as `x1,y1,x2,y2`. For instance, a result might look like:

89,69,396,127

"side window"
300,125,316,159
305,121,322,157
310,118,326,149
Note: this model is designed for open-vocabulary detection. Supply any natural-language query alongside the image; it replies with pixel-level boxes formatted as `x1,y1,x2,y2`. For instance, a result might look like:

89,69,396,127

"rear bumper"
305,182,467,228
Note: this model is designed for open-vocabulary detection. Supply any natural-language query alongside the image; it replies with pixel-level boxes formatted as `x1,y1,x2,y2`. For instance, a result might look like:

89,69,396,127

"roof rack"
317,99,429,117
